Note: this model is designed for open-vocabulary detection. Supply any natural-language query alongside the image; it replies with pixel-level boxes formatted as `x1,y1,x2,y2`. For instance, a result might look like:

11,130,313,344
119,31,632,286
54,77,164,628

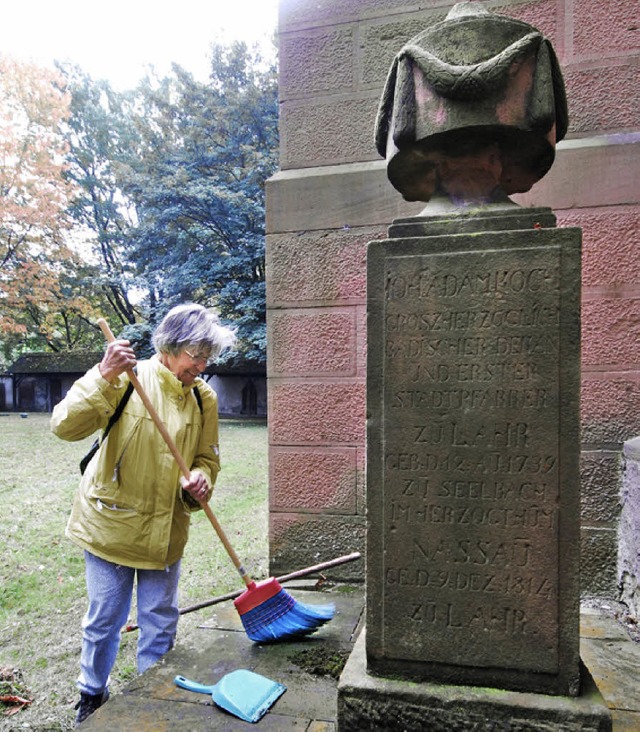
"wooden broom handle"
97,318,254,588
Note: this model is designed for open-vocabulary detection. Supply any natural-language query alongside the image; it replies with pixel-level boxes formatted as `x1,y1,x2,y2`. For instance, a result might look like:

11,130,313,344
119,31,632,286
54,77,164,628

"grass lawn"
0,412,268,730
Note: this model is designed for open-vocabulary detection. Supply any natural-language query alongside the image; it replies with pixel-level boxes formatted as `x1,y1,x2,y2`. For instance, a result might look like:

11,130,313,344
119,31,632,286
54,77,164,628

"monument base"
337,631,612,731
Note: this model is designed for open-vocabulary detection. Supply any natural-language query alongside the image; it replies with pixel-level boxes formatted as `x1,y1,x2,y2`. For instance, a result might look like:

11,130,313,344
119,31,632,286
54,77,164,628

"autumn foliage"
0,55,98,349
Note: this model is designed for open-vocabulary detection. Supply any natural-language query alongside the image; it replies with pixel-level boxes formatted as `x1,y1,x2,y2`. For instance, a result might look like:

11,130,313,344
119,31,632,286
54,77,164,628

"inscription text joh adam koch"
381,249,561,672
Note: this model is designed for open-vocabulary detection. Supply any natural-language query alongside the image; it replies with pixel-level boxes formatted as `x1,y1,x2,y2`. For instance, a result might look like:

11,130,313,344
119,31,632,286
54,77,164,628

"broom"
123,551,360,632
98,319,335,642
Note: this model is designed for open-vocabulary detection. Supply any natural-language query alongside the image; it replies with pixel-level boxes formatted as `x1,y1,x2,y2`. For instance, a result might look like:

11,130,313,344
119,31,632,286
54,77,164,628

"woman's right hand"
99,339,137,383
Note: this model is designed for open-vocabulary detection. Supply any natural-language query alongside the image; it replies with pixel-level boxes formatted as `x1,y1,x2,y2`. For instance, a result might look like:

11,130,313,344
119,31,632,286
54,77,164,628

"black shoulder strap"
79,374,136,475
101,379,201,444
193,385,203,415
101,380,134,444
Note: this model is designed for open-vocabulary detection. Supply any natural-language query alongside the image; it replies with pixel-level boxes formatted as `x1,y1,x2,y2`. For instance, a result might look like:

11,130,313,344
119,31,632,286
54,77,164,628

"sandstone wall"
267,0,640,597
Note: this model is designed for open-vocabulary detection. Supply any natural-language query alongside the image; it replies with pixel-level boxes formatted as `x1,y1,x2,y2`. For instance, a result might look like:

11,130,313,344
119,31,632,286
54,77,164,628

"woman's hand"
99,339,137,383
180,472,210,503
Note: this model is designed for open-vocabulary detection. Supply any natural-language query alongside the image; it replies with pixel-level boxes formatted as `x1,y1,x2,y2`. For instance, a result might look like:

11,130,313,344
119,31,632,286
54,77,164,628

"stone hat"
375,1,568,202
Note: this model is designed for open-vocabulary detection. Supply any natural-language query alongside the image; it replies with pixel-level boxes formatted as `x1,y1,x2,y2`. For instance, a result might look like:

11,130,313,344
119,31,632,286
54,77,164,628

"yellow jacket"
51,357,220,569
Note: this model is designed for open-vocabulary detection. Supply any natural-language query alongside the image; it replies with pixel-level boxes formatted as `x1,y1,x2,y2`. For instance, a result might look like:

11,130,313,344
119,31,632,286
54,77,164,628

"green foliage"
122,42,278,364
59,63,141,327
118,322,155,358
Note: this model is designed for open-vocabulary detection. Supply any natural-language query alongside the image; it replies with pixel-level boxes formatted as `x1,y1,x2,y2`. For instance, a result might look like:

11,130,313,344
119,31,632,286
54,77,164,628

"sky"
0,0,280,89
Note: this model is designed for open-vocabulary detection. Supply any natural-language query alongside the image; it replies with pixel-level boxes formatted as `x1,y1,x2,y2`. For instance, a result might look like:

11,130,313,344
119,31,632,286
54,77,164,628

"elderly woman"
51,304,235,725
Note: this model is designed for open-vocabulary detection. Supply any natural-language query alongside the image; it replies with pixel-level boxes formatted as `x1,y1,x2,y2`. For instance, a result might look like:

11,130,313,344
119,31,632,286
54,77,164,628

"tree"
59,63,141,328
0,55,101,356
123,42,279,364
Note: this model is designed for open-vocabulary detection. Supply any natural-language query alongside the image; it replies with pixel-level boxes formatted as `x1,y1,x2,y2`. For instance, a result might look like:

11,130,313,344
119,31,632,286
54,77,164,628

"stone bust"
375,1,568,208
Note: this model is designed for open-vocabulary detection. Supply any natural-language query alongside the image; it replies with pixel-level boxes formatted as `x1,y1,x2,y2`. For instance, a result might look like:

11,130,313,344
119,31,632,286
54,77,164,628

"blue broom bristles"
240,588,335,643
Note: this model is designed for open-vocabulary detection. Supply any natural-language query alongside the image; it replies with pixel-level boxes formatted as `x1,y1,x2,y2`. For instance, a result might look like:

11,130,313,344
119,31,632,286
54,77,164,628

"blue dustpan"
175,669,286,723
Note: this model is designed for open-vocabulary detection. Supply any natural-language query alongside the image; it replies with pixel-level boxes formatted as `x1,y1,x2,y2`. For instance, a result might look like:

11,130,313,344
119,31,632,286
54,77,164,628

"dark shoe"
74,690,109,726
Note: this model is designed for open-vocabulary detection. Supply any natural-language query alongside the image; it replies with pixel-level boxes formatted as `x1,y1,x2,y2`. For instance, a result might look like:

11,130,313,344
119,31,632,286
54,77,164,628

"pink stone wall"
269,0,640,596
266,224,378,576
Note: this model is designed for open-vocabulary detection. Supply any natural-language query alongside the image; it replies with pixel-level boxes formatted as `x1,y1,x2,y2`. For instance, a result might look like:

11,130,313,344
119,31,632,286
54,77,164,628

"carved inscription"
381,247,561,672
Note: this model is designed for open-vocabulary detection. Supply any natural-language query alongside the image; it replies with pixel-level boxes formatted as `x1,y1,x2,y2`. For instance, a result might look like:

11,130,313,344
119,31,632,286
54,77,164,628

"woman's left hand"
180,472,210,503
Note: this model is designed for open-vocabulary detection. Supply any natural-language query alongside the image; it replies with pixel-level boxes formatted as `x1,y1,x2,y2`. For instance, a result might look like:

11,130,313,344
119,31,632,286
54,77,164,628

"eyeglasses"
184,348,214,367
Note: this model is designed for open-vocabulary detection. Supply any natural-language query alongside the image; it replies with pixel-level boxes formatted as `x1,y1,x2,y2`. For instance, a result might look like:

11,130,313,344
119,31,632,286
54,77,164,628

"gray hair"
152,304,236,360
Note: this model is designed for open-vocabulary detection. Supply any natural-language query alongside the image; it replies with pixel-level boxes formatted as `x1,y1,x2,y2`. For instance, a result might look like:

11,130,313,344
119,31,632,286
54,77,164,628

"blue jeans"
78,551,181,695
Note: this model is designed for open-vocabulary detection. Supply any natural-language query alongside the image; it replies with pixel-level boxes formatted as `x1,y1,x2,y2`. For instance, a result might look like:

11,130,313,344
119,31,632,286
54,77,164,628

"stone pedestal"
336,206,610,729
366,206,582,696
338,631,612,731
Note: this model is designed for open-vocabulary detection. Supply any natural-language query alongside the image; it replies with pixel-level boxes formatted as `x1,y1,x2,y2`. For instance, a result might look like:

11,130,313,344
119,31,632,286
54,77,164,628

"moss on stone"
288,647,350,680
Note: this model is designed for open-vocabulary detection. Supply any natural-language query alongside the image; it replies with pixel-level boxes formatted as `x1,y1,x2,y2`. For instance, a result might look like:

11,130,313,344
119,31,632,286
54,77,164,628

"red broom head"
234,577,283,615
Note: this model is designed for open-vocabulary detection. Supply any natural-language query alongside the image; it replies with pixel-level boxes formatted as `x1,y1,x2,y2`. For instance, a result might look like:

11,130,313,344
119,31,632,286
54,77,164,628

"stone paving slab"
580,610,640,731
78,694,312,731
80,585,363,730
580,608,632,642
79,587,640,731
580,637,640,711
611,710,640,732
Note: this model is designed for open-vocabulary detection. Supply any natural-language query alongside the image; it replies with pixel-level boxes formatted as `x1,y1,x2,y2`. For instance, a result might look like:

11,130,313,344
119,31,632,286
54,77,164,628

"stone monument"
338,3,611,728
